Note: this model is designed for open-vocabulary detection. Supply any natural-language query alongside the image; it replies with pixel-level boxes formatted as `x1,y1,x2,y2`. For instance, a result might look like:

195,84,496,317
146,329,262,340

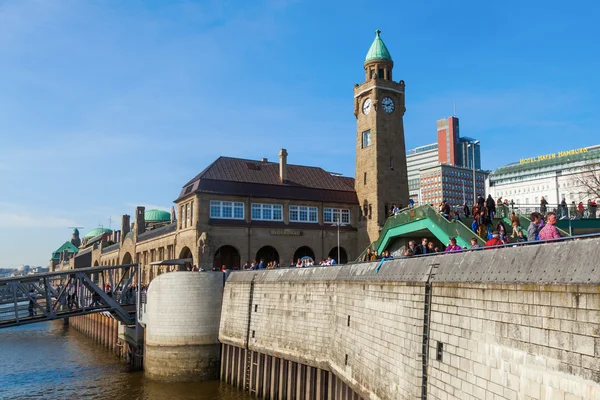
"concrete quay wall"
219,238,600,400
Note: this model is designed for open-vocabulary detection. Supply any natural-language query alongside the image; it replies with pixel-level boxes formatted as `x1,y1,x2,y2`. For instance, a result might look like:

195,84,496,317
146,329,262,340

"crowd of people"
367,194,571,261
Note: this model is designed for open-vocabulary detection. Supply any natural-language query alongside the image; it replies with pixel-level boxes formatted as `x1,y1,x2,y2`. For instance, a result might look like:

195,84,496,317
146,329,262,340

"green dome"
83,227,113,239
365,29,392,63
145,209,171,222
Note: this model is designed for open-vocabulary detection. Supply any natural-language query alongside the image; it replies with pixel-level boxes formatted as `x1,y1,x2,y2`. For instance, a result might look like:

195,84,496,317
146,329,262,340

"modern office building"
437,116,481,169
407,116,482,205
407,143,439,203
420,164,488,208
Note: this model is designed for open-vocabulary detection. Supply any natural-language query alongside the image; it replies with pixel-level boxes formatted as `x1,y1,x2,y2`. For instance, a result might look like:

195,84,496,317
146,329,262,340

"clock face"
382,96,395,113
362,98,372,115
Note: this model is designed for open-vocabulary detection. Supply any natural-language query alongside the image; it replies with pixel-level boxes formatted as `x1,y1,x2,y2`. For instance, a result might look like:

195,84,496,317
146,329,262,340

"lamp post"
467,140,480,205
331,215,347,264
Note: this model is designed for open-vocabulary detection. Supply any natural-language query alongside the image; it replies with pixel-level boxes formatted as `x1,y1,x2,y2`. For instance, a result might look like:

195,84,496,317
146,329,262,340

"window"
362,130,371,148
324,208,351,224
251,204,283,221
290,205,318,223
364,172,367,185
390,157,394,170
186,203,191,224
210,201,244,220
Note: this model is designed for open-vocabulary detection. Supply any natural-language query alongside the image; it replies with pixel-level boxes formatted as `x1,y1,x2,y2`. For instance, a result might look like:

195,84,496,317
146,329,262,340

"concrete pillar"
249,351,255,394
113,320,119,357
145,272,223,381
242,348,248,391
316,369,322,400
262,354,268,398
287,361,293,400
306,366,312,400
278,358,285,399
270,356,276,400
296,363,302,400
220,345,226,381
328,371,333,400
104,316,109,348
237,347,243,389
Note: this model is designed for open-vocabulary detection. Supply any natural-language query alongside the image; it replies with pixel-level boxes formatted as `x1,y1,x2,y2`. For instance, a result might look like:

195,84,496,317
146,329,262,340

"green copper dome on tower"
365,30,392,63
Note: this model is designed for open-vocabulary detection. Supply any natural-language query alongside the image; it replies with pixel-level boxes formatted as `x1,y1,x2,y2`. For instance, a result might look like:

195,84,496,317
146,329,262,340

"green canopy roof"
83,227,113,239
365,30,392,63
51,241,79,260
145,209,171,222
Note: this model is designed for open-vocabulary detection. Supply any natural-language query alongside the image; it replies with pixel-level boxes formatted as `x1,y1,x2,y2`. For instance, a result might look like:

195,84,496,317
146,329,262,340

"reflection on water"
0,322,251,400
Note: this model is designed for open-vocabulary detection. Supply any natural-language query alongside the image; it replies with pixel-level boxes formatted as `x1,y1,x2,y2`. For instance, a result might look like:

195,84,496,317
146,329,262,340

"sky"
1,0,599,267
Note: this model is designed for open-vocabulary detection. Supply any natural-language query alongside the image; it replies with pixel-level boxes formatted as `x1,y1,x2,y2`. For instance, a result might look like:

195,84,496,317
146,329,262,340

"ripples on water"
0,322,252,400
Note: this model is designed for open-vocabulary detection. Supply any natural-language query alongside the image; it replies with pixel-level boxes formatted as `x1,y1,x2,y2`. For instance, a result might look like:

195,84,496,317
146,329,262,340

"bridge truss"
0,264,140,329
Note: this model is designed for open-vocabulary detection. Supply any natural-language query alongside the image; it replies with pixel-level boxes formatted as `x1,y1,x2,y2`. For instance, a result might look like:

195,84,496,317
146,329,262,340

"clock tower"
354,30,409,248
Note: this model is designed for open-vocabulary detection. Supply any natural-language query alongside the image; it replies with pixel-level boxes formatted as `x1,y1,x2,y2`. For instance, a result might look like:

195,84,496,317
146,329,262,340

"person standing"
415,238,429,255
527,212,542,241
486,195,496,219
463,203,470,217
445,238,462,253
539,212,562,240
540,196,548,215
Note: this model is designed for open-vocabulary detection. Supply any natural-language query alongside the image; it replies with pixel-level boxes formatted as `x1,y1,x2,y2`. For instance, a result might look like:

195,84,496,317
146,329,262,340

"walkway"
0,264,140,329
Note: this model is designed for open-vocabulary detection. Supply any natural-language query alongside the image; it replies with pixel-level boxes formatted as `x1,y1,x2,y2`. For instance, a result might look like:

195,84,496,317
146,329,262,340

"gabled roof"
51,241,79,260
177,156,358,204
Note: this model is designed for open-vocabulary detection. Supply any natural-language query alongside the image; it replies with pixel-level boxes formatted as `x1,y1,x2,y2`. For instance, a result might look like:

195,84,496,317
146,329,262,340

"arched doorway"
178,247,193,271
328,247,348,264
255,246,279,264
122,252,132,265
121,252,133,280
293,246,316,264
214,245,241,270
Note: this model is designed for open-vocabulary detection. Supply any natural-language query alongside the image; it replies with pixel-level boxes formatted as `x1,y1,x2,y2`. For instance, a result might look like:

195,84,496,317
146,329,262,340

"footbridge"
360,204,573,259
0,264,140,329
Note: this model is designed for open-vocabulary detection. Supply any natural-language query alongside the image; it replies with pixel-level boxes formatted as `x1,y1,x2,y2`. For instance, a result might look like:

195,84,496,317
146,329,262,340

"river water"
0,321,252,400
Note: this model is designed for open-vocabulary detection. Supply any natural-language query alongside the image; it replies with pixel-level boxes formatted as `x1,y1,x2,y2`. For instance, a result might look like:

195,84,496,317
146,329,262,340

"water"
0,322,252,400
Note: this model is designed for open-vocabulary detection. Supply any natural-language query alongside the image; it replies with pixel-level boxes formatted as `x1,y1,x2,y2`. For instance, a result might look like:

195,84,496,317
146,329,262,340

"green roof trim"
83,227,113,239
365,29,392,63
145,209,171,222
51,241,79,260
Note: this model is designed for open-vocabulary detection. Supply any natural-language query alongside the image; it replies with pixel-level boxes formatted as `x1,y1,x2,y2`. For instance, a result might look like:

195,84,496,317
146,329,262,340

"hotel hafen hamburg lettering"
49,30,409,278
520,147,589,164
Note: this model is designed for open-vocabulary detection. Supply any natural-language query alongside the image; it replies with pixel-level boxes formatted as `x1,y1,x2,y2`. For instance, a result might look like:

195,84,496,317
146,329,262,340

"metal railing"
0,264,140,328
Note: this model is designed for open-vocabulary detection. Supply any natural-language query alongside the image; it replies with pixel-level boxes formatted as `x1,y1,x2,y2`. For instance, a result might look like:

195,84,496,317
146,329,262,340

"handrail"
356,204,487,261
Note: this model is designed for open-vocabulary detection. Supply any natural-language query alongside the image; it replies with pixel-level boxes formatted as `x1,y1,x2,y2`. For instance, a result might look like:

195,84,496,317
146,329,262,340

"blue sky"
1,0,598,267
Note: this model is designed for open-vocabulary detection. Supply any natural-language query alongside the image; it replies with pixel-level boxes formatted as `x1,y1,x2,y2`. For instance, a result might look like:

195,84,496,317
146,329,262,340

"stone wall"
219,238,600,399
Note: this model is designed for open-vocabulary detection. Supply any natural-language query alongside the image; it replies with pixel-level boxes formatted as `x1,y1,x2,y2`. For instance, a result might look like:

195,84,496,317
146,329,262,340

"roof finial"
375,29,381,36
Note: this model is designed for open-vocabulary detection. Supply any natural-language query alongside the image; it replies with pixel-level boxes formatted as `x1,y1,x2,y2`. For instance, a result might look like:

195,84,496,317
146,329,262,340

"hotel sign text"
519,147,588,164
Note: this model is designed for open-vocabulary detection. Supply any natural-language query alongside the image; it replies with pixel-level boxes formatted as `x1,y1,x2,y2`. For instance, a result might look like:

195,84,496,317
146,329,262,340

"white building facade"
406,143,439,204
487,145,600,211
